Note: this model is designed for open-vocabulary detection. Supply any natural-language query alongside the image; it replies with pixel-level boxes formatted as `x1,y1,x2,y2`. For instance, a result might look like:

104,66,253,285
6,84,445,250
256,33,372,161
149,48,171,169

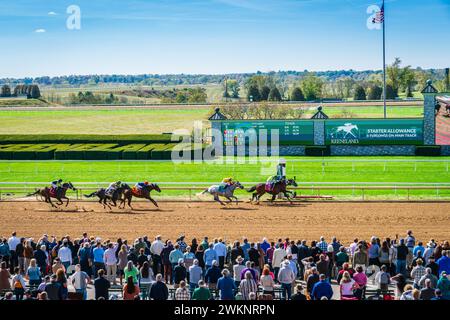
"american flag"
372,3,384,24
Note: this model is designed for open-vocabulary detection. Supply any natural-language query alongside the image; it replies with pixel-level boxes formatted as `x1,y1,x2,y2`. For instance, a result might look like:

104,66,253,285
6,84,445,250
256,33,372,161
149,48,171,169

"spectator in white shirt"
8,232,21,272
214,239,227,269
150,235,164,276
104,243,118,285
57,241,72,272
272,245,287,282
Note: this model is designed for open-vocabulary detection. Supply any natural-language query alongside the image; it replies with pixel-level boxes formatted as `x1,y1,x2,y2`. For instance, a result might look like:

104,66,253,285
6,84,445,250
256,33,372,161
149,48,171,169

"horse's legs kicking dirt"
147,196,159,208
214,194,225,206
283,192,293,204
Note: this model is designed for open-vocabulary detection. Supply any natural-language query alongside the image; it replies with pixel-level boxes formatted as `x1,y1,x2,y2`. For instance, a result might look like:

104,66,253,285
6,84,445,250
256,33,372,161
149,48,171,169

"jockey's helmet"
116,180,122,186
279,158,286,165
144,181,149,185
58,179,63,183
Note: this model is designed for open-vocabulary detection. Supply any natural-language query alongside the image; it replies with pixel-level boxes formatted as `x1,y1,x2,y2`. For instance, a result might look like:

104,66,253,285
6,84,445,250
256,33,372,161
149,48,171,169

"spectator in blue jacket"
241,238,250,262
205,260,221,289
311,274,334,300
203,243,217,269
217,268,236,300
437,251,450,276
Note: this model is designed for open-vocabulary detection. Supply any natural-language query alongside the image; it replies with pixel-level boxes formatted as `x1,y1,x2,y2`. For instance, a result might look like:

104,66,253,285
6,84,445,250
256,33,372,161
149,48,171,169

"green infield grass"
1,156,449,200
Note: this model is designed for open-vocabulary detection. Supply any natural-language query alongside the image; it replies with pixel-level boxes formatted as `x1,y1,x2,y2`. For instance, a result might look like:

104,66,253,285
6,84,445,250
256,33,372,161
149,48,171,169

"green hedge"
0,134,174,144
0,143,210,160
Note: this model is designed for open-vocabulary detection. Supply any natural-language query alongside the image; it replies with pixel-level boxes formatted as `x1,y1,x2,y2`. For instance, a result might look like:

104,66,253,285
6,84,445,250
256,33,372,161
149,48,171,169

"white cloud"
34,28,46,33
48,11,58,16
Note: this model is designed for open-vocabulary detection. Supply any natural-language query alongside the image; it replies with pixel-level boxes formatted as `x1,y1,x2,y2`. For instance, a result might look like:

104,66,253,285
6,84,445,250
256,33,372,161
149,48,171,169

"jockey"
266,158,286,191
221,177,234,190
106,180,122,196
135,181,149,193
50,179,63,192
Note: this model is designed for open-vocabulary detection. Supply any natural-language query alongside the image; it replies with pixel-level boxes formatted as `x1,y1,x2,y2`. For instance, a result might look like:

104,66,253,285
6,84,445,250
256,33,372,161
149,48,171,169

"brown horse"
119,183,161,209
27,182,77,208
246,178,297,204
84,183,131,210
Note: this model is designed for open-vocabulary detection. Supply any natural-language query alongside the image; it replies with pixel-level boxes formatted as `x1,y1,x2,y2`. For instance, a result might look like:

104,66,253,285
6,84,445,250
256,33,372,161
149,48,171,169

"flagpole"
382,0,386,118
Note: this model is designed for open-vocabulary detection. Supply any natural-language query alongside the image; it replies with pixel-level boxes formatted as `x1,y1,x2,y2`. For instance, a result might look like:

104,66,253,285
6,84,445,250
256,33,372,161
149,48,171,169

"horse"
84,183,131,210
201,181,244,205
246,178,298,204
120,183,161,209
27,182,77,208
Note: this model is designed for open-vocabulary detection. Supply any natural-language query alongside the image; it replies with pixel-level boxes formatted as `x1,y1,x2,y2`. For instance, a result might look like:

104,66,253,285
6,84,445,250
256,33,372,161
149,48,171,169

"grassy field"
0,105,423,134
1,157,449,200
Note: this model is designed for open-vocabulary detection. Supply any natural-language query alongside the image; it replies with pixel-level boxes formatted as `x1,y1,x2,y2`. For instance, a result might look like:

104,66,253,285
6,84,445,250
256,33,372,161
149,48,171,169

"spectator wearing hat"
278,260,295,300
217,268,236,300
423,240,436,263
149,273,169,300
311,274,333,300
205,260,221,290
233,256,245,287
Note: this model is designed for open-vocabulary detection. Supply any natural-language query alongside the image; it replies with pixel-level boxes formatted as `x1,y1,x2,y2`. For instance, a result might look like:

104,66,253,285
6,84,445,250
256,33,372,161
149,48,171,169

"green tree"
367,85,382,100
30,85,41,99
175,92,188,103
384,84,397,100
227,80,240,98
268,87,282,101
187,87,207,103
387,57,401,97
290,87,305,101
260,86,270,101
0,85,11,97
247,85,261,102
300,75,323,101
353,85,366,100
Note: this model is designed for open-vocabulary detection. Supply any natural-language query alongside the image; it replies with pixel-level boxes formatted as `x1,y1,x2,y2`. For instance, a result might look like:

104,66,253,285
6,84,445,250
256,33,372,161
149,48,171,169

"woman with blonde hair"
340,271,359,300
26,258,42,286
400,284,414,300
117,244,128,285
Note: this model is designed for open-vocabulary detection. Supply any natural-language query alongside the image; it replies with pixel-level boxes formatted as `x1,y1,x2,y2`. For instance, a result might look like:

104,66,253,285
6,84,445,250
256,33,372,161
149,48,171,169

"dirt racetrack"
0,201,449,244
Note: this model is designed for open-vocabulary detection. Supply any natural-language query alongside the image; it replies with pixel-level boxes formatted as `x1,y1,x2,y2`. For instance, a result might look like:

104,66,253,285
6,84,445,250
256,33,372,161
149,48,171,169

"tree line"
0,84,41,99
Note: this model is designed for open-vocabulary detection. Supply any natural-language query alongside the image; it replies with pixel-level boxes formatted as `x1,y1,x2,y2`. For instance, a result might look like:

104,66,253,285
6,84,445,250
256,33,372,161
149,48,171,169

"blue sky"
0,0,449,77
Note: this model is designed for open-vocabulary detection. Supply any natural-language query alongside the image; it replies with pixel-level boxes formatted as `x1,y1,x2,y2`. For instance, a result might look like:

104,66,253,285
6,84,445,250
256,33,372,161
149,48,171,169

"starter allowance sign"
325,119,424,145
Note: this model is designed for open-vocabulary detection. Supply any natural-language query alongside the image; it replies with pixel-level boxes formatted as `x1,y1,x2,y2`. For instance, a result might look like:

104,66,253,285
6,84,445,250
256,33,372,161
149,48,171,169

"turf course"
1,157,450,200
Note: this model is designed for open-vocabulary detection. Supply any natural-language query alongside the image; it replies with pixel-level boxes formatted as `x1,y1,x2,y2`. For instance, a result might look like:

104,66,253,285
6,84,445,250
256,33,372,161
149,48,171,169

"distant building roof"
208,107,227,120
311,106,328,119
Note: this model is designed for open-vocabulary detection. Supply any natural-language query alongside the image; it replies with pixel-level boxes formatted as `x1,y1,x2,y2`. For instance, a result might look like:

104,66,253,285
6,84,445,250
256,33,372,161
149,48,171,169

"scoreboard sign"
325,119,424,145
221,120,314,146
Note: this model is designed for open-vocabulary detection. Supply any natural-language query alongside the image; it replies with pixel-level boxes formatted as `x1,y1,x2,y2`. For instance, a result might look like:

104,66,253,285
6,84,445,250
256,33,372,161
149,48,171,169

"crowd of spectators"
0,230,449,301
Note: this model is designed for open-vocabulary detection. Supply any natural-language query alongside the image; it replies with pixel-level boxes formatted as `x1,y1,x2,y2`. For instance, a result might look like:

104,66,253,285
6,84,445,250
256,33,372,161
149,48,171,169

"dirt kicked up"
0,201,449,244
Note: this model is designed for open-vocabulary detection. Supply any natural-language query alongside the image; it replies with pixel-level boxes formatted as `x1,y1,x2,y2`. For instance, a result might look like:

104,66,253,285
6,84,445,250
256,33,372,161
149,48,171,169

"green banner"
325,119,424,145
221,120,314,146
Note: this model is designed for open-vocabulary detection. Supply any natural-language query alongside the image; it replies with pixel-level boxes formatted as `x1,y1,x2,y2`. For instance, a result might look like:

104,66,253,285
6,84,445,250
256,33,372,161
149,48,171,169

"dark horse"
27,182,77,208
246,178,298,204
120,183,161,209
84,183,131,209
